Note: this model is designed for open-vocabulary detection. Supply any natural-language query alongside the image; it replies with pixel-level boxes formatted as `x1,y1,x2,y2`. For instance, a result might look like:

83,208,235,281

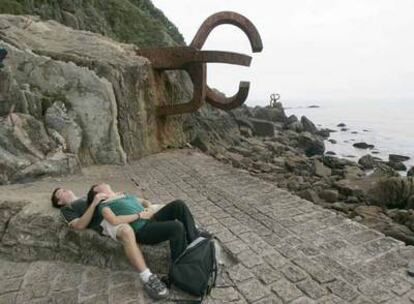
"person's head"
87,183,114,205
51,188,77,208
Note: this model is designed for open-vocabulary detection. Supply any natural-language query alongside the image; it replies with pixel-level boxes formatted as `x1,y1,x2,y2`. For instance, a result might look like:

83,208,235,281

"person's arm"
136,196,152,208
68,193,106,230
101,207,140,226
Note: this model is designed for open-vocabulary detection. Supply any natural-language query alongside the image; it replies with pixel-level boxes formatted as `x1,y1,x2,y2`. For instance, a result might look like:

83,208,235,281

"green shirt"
98,194,148,232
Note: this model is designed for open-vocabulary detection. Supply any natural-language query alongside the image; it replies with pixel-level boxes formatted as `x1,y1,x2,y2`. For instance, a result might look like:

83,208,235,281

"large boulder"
300,116,318,134
297,132,325,157
367,176,414,209
251,104,287,123
358,154,381,170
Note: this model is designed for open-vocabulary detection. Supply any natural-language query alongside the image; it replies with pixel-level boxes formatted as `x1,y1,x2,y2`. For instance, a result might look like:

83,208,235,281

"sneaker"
143,274,169,300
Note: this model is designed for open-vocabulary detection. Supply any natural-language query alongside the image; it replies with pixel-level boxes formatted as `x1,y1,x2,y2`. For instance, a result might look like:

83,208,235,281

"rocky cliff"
0,14,192,184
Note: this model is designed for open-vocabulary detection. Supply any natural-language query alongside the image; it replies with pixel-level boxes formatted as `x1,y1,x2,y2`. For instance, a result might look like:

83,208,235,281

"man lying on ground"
87,183,210,264
51,187,169,300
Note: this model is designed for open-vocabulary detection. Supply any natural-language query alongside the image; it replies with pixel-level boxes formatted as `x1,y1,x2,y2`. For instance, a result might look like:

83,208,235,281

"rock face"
0,15,191,184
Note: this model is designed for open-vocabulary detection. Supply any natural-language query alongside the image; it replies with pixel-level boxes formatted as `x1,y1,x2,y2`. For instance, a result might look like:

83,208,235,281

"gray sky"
152,0,414,107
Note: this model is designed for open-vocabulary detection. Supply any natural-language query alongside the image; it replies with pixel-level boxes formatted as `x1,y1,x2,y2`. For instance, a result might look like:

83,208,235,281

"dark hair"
51,187,62,209
87,184,99,206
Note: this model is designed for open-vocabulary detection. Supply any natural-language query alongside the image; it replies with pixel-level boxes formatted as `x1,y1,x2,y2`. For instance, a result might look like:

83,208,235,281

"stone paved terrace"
2,148,414,303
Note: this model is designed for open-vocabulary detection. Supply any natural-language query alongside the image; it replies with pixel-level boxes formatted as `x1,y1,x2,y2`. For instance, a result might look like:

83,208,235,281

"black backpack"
169,236,218,300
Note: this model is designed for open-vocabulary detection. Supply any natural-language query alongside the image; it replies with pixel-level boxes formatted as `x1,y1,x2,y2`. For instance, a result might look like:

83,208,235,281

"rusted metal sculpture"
136,11,263,116
270,93,281,107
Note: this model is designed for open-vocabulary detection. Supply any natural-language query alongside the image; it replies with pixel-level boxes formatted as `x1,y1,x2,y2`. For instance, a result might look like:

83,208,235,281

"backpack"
169,236,218,300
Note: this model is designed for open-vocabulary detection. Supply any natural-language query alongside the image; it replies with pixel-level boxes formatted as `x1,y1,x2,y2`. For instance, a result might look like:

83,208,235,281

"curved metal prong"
157,63,206,116
190,11,263,53
206,81,250,110
137,48,251,69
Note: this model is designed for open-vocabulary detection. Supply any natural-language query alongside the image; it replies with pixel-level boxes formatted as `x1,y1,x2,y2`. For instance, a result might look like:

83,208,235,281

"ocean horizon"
278,99,414,173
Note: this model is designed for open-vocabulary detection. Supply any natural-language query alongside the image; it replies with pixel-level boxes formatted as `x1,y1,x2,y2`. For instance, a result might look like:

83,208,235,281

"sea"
282,100,414,175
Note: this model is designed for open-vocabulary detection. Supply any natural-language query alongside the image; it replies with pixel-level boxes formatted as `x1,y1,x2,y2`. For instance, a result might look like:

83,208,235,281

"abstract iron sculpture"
270,93,281,107
136,11,263,116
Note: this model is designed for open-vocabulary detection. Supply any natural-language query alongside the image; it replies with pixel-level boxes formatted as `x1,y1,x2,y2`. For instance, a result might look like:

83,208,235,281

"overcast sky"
152,0,414,107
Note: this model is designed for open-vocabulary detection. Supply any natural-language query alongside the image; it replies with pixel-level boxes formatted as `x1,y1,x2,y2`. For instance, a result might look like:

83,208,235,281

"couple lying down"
51,183,210,300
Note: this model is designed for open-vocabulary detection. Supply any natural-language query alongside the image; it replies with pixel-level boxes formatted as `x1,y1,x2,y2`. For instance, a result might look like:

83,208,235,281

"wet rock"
337,123,346,127
389,154,410,163
340,128,349,132
358,154,380,170
408,167,414,177
317,128,331,138
328,139,337,144
297,132,325,157
388,161,407,171
325,151,336,155
353,142,375,149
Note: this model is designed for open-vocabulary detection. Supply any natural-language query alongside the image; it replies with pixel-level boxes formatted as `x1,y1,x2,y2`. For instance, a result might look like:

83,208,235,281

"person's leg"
116,225,148,272
152,199,200,243
137,220,187,262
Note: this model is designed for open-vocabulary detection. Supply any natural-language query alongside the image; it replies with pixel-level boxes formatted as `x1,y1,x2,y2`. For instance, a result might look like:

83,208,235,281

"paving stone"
296,279,328,300
281,264,308,282
327,279,359,302
271,278,303,303
252,264,283,285
209,287,241,302
290,297,315,304
238,278,271,302
252,295,283,304
238,250,265,269
227,263,255,283
225,239,250,256
292,257,336,284
263,251,289,270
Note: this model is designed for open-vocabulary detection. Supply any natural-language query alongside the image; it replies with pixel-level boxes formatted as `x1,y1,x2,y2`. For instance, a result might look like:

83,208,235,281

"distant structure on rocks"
270,93,280,107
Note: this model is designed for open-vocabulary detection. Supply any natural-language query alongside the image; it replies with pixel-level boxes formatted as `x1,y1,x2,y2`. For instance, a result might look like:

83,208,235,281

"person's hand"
138,208,155,220
92,193,108,206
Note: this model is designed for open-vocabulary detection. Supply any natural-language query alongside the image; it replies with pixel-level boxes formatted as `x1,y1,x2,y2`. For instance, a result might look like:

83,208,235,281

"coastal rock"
313,159,332,177
286,121,304,133
325,151,336,155
298,189,320,203
0,14,193,183
251,104,287,123
317,128,331,138
300,116,318,134
334,179,364,197
353,206,414,245
388,161,407,171
358,154,380,170
367,176,414,209
44,102,82,154
319,189,339,203
353,142,375,149
389,154,410,163
408,167,414,177
248,118,275,137
322,155,356,170
343,165,365,180
370,163,400,178
286,114,299,125
337,123,346,127
297,132,325,157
